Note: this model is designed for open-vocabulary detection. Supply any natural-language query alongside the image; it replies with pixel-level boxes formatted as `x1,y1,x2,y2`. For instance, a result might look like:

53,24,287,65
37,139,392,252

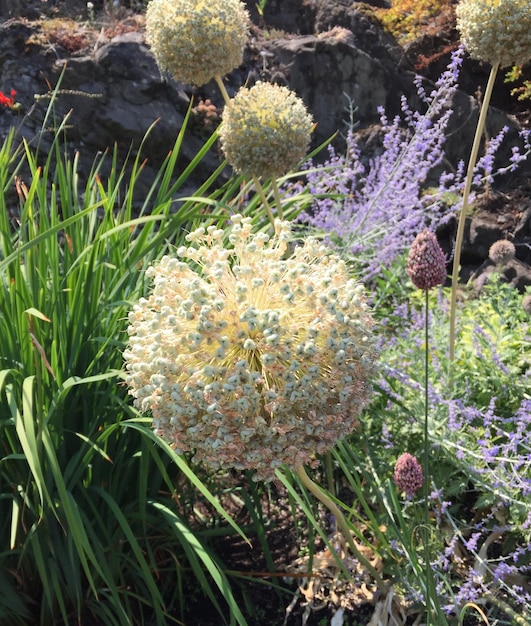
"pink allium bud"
393,453,423,497
407,230,447,290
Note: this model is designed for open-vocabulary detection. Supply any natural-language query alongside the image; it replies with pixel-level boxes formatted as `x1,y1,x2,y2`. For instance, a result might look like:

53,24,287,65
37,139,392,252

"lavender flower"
393,452,423,496
288,47,530,281
407,230,447,290
290,48,464,280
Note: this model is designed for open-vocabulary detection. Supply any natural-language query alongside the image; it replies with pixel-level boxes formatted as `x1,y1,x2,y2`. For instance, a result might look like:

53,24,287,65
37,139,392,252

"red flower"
0,89,16,108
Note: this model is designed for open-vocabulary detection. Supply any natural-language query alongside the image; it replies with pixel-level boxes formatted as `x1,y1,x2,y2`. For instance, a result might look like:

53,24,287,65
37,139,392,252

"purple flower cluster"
372,277,531,616
290,46,530,280
435,508,531,616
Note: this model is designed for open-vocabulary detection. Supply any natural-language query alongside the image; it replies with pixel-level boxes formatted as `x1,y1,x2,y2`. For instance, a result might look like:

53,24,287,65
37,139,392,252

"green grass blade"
152,501,248,626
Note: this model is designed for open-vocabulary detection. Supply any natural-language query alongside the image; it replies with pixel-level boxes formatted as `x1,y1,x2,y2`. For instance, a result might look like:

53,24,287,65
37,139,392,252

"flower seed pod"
124,217,376,480
488,239,516,265
145,0,250,86
407,230,447,290
456,0,531,68
218,81,313,179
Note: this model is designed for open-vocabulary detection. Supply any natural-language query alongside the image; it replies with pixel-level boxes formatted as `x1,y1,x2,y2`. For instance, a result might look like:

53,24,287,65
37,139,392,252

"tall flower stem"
423,288,432,625
295,464,386,593
448,62,500,371
252,175,276,228
215,75,231,106
270,178,284,220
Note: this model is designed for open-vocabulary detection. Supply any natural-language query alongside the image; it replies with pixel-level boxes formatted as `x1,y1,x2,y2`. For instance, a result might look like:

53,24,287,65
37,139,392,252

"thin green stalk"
295,464,386,592
423,288,431,626
270,178,284,220
214,75,231,106
324,451,335,496
252,175,276,228
449,62,500,372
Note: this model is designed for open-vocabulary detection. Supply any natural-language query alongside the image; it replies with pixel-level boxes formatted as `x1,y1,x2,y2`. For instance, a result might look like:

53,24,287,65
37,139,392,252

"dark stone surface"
0,0,529,285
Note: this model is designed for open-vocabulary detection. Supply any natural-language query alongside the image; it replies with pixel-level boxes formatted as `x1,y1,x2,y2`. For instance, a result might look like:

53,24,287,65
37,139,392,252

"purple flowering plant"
289,42,531,617
352,266,531,620
288,46,530,282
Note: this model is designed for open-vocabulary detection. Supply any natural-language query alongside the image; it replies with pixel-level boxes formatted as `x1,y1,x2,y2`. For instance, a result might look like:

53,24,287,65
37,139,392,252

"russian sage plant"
292,46,530,281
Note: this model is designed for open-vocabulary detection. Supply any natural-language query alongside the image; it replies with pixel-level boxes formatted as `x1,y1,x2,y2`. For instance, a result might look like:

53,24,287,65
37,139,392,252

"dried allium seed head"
218,82,313,179
488,239,516,264
393,453,423,497
145,0,249,86
522,294,531,316
407,230,447,290
456,0,531,68
124,217,377,480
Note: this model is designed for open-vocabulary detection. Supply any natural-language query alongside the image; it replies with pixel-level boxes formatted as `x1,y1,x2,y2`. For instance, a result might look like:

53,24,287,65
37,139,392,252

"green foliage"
505,65,531,102
0,111,254,625
375,0,453,45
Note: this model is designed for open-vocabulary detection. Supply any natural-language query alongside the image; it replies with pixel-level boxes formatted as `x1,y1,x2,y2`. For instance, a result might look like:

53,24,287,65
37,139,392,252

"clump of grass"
0,105,254,625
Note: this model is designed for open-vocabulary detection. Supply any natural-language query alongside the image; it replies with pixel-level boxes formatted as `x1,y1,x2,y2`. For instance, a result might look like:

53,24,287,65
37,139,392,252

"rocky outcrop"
0,0,530,284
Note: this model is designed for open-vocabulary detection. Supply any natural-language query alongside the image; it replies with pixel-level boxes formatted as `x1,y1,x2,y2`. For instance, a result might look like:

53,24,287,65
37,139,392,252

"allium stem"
271,178,284,220
423,288,432,625
295,464,386,592
214,75,231,106
449,62,499,371
252,175,276,228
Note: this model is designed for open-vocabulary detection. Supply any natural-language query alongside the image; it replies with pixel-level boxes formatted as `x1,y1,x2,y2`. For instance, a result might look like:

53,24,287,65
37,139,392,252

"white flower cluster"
219,82,313,179
145,0,249,86
456,0,531,68
124,217,376,480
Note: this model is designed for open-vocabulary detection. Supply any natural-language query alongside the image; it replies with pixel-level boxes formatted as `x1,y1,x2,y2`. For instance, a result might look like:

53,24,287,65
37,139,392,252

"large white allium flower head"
456,0,531,67
145,0,250,86
218,81,313,179
124,216,376,480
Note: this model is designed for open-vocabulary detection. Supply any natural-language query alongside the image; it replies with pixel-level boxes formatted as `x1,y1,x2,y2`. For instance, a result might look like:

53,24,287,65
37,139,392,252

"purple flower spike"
393,452,423,497
407,230,447,290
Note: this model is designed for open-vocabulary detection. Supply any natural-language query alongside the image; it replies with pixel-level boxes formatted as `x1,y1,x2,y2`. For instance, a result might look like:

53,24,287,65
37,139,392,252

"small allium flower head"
218,82,313,179
145,0,249,86
393,453,423,497
488,239,516,264
456,0,531,67
124,216,376,480
407,230,447,290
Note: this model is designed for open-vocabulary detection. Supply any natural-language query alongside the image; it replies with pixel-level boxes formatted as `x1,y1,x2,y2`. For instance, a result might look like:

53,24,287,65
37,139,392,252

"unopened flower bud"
393,453,423,497
407,230,447,290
